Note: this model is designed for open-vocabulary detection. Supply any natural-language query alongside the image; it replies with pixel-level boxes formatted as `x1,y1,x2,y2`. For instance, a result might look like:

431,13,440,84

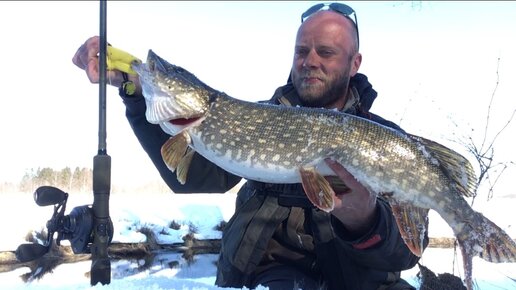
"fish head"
132,50,212,133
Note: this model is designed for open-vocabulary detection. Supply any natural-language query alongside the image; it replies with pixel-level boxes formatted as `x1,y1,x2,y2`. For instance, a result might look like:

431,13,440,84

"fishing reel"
15,186,113,263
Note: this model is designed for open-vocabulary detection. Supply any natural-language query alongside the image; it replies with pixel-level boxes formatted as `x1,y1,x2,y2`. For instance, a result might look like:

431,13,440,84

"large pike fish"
132,50,516,290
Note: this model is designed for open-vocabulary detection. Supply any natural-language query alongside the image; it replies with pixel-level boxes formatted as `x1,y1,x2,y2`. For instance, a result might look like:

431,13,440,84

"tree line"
0,166,174,194
12,167,93,193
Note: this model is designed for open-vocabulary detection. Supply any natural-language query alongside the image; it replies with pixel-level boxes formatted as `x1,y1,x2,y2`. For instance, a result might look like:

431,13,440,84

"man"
73,3,425,289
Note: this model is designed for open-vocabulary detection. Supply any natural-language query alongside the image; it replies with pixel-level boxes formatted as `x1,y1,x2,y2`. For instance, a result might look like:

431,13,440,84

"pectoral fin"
176,148,195,185
161,131,191,173
385,196,429,257
299,167,335,212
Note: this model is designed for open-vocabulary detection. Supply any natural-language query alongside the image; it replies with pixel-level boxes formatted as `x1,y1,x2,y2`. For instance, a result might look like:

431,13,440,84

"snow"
0,191,515,290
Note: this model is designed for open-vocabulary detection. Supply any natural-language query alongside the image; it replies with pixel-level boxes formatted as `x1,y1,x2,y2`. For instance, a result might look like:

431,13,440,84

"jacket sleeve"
331,197,427,271
121,94,242,193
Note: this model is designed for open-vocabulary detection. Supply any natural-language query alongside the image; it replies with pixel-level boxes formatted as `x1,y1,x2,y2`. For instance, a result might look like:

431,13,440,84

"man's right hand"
72,36,141,93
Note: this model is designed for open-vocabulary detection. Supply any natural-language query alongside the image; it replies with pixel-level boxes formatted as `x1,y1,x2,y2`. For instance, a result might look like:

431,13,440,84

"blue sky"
1,1,515,199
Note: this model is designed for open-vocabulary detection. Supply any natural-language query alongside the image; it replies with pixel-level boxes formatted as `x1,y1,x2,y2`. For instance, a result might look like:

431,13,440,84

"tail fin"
458,212,516,263
456,212,516,290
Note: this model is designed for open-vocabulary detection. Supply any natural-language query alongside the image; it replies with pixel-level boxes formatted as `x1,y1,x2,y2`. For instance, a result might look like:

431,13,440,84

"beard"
292,66,351,108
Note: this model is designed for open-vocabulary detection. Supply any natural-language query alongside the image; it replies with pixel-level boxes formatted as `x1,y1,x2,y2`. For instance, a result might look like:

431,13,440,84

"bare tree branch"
458,57,515,202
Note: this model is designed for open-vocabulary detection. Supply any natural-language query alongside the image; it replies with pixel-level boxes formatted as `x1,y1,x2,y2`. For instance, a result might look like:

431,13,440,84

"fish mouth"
168,117,202,126
161,115,205,136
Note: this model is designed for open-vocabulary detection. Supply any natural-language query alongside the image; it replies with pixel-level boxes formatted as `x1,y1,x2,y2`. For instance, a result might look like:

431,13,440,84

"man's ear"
350,53,362,77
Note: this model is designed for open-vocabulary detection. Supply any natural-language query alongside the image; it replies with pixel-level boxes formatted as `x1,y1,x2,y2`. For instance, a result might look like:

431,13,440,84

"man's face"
291,11,361,109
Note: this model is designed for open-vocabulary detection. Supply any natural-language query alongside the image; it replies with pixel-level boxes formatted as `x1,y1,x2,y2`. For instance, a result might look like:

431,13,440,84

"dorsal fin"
409,134,477,197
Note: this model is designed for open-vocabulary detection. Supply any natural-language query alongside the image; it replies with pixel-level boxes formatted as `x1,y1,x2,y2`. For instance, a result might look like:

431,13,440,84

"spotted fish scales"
132,50,516,290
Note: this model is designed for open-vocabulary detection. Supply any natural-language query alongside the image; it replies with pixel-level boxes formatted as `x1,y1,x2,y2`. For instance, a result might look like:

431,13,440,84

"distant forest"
0,167,171,194
0,167,93,193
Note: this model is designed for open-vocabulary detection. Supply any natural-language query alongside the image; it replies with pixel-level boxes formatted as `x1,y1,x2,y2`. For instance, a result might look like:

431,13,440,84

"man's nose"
303,50,319,69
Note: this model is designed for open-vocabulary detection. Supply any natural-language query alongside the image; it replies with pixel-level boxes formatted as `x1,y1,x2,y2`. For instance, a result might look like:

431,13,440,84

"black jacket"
120,73,426,289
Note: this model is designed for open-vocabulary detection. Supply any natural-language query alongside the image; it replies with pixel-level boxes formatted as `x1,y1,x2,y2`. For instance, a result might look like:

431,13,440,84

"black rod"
90,0,112,285
98,0,107,153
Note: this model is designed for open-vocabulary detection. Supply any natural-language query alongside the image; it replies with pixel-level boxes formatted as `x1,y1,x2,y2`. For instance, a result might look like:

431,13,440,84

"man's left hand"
324,158,377,237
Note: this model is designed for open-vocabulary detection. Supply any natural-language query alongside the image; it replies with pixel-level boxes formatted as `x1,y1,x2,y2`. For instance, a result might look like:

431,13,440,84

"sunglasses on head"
301,2,359,49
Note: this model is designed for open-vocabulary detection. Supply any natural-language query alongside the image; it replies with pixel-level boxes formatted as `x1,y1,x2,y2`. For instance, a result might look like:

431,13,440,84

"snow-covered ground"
0,191,515,289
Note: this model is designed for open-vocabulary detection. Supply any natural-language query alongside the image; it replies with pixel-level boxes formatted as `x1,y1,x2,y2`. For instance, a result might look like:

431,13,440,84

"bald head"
290,10,362,109
299,10,359,54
